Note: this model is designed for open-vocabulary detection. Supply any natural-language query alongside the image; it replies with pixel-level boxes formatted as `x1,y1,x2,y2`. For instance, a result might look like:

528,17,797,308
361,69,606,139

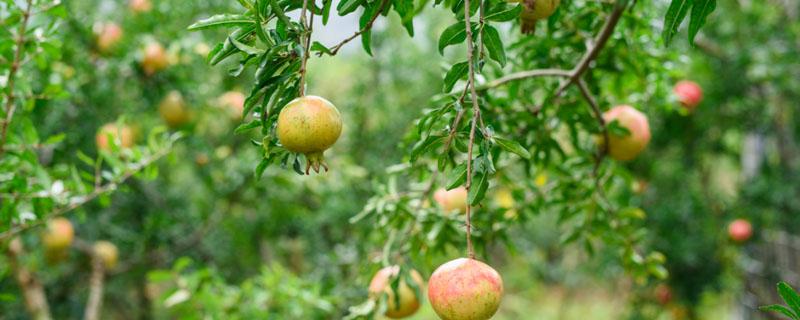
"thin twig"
0,0,34,157
320,0,389,56
576,80,612,210
298,0,313,96
463,0,481,260
83,257,106,320
477,69,572,91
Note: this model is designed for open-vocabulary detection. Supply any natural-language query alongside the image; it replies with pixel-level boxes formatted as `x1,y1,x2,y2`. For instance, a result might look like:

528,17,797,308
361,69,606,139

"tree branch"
83,256,106,320
477,69,571,91
0,0,34,157
319,0,389,56
7,238,52,320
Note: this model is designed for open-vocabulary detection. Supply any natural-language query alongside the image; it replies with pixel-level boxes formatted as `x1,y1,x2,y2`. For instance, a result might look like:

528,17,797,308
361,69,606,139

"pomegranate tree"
673,80,703,111
159,91,190,127
728,219,752,243
96,123,135,151
428,258,503,320
42,218,74,251
142,42,169,75
276,96,342,174
93,241,119,270
434,187,468,214
368,266,425,318
601,105,651,161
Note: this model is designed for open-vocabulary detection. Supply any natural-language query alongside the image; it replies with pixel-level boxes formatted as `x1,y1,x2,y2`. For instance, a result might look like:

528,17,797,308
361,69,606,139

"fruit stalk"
298,0,314,97
463,0,481,260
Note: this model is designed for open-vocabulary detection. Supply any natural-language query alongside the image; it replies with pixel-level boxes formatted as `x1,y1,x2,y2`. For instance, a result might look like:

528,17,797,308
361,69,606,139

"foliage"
761,282,800,320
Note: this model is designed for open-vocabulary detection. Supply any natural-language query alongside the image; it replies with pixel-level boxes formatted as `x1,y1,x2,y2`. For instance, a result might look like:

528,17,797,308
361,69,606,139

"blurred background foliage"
0,0,798,319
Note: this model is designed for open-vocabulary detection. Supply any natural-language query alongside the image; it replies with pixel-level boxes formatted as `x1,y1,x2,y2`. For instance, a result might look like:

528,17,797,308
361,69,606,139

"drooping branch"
0,0,34,157
320,0,389,56
7,238,52,320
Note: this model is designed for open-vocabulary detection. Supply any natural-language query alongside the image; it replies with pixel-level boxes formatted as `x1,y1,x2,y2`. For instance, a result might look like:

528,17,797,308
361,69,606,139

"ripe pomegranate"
509,0,561,34
42,217,74,251
276,95,342,174
218,91,246,120
96,123,134,151
96,22,123,53
601,105,651,161
673,80,703,111
434,187,468,214
93,241,119,270
654,284,673,305
428,258,503,320
129,0,152,13
368,266,425,318
159,91,190,127
728,219,753,243
142,42,169,75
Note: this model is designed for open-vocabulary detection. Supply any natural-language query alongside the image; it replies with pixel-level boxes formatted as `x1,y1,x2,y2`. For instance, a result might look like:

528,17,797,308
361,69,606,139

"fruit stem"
463,0,480,260
298,0,313,97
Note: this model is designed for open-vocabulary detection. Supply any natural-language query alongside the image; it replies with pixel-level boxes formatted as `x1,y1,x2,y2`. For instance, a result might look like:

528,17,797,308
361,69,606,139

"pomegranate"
218,91,246,120
93,241,119,270
96,123,135,151
428,258,503,320
276,95,342,174
42,217,74,251
368,266,425,318
510,0,561,34
129,0,152,13
434,187,468,214
159,91,190,127
728,219,752,243
142,42,169,75
601,105,651,161
96,22,123,53
673,80,703,111
654,284,672,305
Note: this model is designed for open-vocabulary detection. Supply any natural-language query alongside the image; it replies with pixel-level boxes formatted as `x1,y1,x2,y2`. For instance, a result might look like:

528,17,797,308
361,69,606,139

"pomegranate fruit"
728,219,752,243
601,105,651,161
276,95,342,174
218,91,246,120
93,241,119,270
509,0,561,34
434,187,468,214
96,123,134,151
428,258,503,320
42,217,74,251
673,80,703,111
142,42,169,75
654,284,672,305
129,0,152,13
368,266,425,318
96,22,123,53
159,91,190,127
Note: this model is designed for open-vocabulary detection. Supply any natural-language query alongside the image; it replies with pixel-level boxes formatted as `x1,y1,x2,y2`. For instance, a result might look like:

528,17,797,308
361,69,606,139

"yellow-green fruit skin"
276,96,342,155
93,241,119,270
42,218,74,250
511,0,561,34
602,105,651,161
159,91,190,127
368,266,425,318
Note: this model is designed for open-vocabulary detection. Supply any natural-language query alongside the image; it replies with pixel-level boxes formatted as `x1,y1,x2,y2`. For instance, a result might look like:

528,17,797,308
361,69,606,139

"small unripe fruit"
142,42,169,75
218,91,246,120
93,241,119,270
276,96,342,174
428,258,503,320
129,0,152,13
673,80,703,111
368,266,425,318
728,219,752,243
654,284,672,305
159,91,190,127
434,187,468,214
602,105,651,161
508,0,561,34
96,123,135,151
42,218,74,251
96,22,123,53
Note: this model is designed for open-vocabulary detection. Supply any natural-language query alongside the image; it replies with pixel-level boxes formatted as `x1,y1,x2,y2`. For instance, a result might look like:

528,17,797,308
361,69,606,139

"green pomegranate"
276,96,342,174
508,0,561,34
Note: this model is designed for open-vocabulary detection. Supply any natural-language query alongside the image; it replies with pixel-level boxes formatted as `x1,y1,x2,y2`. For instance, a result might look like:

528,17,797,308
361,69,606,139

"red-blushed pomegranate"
276,96,342,174
93,241,119,270
96,22,123,53
218,91,246,120
428,258,503,320
509,0,561,34
159,91,190,127
728,219,752,243
129,0,152,13
674,80,703,111
368,266,425,319
96,123,135,151
142,42,169,75
601,105,651,161
434,187,468,214
654,284,673,305
42,217,74,251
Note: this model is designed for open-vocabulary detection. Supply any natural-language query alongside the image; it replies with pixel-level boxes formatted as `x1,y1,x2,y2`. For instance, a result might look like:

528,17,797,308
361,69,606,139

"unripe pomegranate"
92,241,119,270
96,22,123,53
673,80,703,111
159,91,190,127
654,284,672,305
217,91,246,120
728,219,752,243
42,217,74,251
96,123,135,151
129,0,152,13
507,0,561,34
276,96,342,174
142,42,169,75
428,258,503,320
368,266,425,318
434,187,468,214
601,105,651,161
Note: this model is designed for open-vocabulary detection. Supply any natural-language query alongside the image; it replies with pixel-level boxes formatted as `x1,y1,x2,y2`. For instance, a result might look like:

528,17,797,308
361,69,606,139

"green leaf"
229,37,265,55
485,5,521,22
255,157,270,179
778,282,800,317
446,164,467,190
662,0,691,46
322,0,333,24
687,0,716,45
311,41,333,55
467,171,489,205
443,61,469,93
438,22,467,54
337,0,365,15
234,120,262,134
760,305,799,320
188,14,255,30
482,25,506,67
494,136,530,159
410,135,446,162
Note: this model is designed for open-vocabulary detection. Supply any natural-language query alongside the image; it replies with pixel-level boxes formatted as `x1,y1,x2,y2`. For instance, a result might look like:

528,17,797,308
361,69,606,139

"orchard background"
1,0,799,319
